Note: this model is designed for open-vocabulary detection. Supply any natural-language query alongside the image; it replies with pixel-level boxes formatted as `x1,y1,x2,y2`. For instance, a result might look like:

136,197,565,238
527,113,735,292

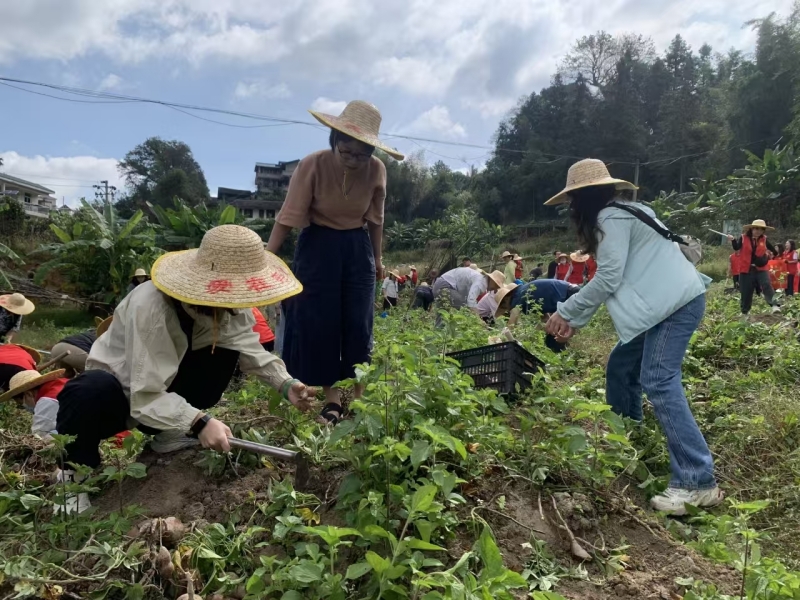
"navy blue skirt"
282,224,376,387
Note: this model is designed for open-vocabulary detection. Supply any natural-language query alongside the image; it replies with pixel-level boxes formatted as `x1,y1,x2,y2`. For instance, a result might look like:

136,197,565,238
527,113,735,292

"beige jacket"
86,282,292,431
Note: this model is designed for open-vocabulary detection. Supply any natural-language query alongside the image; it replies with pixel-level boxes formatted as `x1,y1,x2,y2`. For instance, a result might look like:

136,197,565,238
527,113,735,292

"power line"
0,75,786,169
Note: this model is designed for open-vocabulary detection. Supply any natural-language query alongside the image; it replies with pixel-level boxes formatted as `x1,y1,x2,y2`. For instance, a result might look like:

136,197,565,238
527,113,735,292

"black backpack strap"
608,202,687,246
168,297,195,352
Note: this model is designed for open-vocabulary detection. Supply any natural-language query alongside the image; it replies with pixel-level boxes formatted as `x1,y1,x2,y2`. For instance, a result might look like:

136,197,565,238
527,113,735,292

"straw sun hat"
500,251,513,259
487,270,506,289
569,251,590,263
17,345,42,365
0,369,66,403
545,159,637,206
132,268,149,279
742,219,774,232
493,283,520,317
151,225,302,309
96,316,113,337
0,293,35,316
309,100,404,161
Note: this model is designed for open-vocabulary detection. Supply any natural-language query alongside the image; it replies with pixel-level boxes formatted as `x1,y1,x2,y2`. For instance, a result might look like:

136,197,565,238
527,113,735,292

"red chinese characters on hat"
246,277,273,292
206,279,233,294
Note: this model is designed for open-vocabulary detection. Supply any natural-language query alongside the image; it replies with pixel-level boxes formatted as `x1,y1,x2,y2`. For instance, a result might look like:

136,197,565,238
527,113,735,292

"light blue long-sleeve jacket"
557,200,710,343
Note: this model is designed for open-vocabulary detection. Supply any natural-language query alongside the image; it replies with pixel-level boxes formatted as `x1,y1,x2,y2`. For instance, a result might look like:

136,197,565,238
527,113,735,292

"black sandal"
320,402,344,425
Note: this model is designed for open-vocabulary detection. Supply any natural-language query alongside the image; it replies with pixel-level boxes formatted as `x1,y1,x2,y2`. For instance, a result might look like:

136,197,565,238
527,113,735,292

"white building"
0,173,58,219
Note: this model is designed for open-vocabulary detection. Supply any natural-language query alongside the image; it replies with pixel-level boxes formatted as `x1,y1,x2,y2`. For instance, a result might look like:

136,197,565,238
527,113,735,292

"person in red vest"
783,240,798,296
0,369,67,438
728,219,779,314
729,250,742,290
409,265,418,286
513,255,523,280
251,307,276,352
0,344,39,392
586,255,598,281
554,254,570,280
568,251,589,285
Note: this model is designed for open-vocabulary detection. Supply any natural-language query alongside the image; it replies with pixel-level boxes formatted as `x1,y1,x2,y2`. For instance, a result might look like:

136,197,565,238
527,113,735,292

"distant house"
254,160,299,194
0,173,58,219
214,187,283,220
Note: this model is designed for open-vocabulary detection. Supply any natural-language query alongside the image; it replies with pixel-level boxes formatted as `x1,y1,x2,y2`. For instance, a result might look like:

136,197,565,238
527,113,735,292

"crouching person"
54,225,317,514
0,369,67,438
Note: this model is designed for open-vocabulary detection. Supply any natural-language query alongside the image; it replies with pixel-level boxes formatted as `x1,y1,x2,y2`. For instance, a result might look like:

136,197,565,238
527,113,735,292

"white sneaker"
150,430,199,454
650,486,724,516
52,469,92,515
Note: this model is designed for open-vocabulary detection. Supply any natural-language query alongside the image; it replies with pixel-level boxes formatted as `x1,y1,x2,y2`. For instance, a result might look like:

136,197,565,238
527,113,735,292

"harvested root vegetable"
162,516,186,546
156,546,174,580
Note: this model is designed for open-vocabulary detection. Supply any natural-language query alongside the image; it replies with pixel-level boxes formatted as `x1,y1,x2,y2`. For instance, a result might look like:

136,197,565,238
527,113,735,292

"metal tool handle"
227,437,298,461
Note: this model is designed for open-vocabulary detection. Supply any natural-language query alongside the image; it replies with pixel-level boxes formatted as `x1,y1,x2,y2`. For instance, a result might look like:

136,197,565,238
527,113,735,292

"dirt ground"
95,449,741,599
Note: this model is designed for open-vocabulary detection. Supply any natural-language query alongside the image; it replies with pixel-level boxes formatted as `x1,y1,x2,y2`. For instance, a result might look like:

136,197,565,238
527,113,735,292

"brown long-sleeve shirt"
276,150,386,230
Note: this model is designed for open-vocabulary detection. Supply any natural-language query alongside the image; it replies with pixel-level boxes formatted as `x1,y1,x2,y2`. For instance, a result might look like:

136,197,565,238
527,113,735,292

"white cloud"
0,0,794,125
98,73,123,91
405,106,467,139
0,151,122,207
233,80,291,99
310,97,347,115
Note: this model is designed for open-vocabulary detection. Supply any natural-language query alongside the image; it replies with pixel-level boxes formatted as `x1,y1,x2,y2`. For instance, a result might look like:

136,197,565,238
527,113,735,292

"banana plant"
32,199,160,304
148,196,241,249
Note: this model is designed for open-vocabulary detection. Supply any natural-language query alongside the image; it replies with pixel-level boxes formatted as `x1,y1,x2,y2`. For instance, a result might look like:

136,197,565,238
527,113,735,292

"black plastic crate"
447,341,545,397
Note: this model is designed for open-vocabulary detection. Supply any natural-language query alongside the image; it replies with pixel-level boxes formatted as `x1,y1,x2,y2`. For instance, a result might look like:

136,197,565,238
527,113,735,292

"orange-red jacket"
514,260,523,279
554,262,570,280
729,252,742,277
37,378,69,402
410,269,418,285
739,234,770,272
586,257,597,281
251,308,275,344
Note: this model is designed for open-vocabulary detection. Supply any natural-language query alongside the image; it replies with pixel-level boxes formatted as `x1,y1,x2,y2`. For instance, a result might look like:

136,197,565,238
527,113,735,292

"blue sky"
0,0,793,207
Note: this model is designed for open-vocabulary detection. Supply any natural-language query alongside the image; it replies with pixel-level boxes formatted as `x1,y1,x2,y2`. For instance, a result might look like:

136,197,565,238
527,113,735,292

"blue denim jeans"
606,293,716,490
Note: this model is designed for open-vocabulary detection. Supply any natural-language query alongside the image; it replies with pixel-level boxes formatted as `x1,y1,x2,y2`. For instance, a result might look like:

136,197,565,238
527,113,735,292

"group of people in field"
1,98,761,519
728,222,799,315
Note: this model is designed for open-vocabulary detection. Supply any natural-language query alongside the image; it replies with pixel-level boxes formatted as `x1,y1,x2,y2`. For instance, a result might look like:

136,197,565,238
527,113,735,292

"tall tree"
118,137,210,211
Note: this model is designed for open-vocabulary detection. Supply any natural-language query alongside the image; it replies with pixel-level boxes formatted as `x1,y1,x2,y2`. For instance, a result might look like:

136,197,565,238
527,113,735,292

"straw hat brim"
570,252,590,263
17,345,42,365
388,270,401,279
0,369,66,403
96,316,113,337
500,252,512,258
544,178,637,206
487,270,505,289
151,249,302,309
309,110,405,161
494,284,520,317
742,223,775,232
0,295,35,316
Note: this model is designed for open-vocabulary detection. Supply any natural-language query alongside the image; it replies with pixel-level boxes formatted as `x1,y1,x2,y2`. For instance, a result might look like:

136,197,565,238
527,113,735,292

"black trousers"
739,270,775,314
57,367,230,468
787,274,795,296
383,297,398,310
732,274,740,290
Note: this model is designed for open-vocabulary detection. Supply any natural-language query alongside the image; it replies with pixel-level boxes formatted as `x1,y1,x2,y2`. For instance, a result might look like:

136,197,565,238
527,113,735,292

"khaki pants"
50,342,90,373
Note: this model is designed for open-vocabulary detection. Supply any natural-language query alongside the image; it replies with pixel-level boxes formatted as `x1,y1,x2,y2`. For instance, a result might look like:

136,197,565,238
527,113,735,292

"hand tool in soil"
37,350,70,372
708,228,730,237
227,437,311,492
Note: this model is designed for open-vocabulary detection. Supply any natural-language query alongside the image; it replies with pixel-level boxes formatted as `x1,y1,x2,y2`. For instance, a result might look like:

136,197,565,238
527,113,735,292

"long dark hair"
788,239,797,251
568,185,617,255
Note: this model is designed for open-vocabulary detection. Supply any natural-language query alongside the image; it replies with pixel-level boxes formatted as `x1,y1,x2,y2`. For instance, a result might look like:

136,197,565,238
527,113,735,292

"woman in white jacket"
544,159,721,516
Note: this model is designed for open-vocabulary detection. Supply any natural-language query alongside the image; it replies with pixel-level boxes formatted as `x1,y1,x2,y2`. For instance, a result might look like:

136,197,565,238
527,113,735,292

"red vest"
37,378,68,402
251,308,275,344
566,263,585,285
739,234,769,272
555,262,570,280
586,257,597,281
514,261,523,279
0,345,36,370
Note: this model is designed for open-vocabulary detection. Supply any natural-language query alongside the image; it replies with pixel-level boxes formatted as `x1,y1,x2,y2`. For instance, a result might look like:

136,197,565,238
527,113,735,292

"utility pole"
632,159,640,202
92,180,117,204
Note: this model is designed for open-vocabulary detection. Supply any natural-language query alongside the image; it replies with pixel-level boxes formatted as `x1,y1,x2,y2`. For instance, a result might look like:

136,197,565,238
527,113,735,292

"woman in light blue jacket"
544,159,721,516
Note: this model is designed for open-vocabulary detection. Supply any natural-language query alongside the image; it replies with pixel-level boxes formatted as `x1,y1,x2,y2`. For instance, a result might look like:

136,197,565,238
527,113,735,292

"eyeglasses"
337,143,374,161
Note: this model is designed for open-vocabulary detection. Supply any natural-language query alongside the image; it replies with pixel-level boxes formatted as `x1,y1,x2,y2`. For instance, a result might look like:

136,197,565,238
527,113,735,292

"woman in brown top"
267,100,404,424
